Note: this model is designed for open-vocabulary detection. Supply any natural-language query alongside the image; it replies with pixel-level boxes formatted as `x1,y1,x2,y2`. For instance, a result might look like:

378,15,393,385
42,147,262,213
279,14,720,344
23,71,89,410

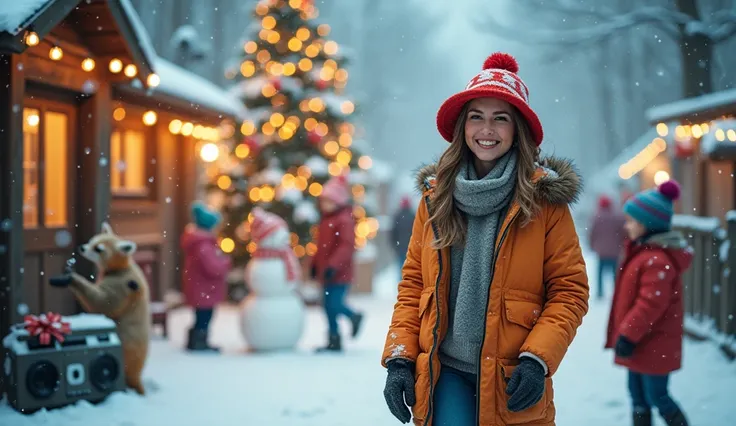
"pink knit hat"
320,174,350,206
250,207,287,243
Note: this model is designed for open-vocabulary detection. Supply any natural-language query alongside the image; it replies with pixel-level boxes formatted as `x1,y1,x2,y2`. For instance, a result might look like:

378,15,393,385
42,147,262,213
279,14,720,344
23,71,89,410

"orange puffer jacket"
382,157,589,426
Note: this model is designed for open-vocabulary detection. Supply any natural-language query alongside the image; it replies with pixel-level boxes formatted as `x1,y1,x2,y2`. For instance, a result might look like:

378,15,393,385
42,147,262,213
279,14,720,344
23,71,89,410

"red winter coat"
313,206,355,285
588,207,626,259
181,226,232,308
605,231,693,375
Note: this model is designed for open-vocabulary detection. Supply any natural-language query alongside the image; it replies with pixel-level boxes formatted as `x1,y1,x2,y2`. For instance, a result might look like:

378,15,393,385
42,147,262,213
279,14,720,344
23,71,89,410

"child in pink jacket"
181,201,232,352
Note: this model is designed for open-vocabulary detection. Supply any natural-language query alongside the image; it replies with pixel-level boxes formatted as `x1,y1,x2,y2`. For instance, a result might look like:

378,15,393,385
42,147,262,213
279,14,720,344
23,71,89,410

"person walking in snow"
605,180,691,426
381,52,589,426
311,173,364,352
588,194,626,299
181,201,232,352
391,195,415,281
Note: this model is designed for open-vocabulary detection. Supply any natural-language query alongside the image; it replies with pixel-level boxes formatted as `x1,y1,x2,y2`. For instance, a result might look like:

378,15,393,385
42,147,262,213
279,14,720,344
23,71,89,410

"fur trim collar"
414,156,582,206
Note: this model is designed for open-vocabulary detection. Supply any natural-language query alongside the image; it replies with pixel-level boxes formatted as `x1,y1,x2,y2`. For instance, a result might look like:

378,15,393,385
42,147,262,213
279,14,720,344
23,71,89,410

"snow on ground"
2,253,736,425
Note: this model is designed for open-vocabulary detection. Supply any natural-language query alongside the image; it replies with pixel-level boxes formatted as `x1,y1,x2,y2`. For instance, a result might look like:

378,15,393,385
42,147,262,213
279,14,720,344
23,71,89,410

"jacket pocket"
417,287,435,318
417,287,436,353
504,290,543,330
497,360,551,424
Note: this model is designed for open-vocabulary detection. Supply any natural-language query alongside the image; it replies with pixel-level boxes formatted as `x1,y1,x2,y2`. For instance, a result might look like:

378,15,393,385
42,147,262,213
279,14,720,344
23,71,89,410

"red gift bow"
24,312,71,345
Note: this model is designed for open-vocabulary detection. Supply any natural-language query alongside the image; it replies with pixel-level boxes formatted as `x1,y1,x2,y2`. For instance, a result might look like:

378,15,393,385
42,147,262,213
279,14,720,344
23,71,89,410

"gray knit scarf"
439,150,518,373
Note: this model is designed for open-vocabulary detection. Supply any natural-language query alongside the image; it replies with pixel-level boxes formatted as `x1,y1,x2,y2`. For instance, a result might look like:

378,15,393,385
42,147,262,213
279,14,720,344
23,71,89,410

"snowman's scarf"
252,247,302,282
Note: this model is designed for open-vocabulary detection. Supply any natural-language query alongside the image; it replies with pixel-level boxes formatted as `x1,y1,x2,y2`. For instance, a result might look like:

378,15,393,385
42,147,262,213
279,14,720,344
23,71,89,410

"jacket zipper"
423,194,443,426
474,209,520,425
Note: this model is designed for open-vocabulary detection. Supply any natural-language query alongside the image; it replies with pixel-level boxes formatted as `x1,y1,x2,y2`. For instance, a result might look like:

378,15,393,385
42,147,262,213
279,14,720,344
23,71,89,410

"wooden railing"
672,214,736,358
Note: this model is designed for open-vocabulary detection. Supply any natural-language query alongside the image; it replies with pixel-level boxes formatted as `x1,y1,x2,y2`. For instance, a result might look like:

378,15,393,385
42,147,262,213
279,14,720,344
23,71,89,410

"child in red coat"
181,201,232,352
311,174,364,352
605,180,691,426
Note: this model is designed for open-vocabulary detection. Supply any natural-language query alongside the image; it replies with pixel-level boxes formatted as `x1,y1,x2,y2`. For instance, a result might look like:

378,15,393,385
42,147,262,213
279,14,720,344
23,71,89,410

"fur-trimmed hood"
414,156,582,206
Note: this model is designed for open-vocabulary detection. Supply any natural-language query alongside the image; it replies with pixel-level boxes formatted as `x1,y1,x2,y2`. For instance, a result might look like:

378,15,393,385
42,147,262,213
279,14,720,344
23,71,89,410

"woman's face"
464,97,515,175
623,214,647,241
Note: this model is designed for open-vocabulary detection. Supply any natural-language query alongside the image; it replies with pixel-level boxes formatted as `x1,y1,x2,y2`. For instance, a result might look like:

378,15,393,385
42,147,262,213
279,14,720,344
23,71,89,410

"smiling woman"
381,52,589,426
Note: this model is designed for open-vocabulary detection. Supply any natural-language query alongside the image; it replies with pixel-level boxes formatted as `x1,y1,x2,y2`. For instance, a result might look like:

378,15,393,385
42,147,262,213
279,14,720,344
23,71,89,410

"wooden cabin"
647,88,736,219
0,0,245,394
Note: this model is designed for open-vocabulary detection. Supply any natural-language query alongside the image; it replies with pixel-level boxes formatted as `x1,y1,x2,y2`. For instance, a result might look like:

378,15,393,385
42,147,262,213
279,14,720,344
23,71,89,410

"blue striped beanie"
623,180,680,232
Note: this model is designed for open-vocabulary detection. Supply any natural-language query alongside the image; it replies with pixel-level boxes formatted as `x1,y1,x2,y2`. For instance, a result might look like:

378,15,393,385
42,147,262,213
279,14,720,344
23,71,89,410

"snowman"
240,207,306,351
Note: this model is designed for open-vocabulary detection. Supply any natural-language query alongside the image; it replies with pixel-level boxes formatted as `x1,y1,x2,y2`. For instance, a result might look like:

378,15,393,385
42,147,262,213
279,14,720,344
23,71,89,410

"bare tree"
479,0,736,98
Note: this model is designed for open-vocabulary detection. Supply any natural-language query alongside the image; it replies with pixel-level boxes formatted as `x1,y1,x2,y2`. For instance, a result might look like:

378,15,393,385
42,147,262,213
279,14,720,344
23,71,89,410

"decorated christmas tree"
203,0,380,290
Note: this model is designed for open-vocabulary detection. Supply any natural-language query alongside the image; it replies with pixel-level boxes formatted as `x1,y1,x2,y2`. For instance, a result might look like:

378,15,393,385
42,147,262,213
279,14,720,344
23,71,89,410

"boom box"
2,313,126,413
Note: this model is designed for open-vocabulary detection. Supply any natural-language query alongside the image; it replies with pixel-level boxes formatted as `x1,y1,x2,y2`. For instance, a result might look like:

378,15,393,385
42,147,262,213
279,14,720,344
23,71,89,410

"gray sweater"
438,152,517,373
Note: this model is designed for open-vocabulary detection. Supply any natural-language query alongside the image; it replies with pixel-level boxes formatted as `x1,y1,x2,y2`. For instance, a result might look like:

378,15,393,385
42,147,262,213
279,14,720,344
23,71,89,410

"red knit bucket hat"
436,52,544,146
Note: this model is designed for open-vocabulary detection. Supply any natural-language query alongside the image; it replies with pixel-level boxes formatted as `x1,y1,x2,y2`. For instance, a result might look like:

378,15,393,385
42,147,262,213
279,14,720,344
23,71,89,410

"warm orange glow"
25,31,39,46
49,46,63,61
317,24,331,37
298,58,313,71
81,58,96,72
262,16,277,29
358,156,372,169
338,133,352,147
283,62,296,76
305,44,320,58
240,61,256,77
341,101,355,114
220,238,235,253
124,64,138,78
308,182,323,196
169,119,183,134
270,113,285,127
324,141,339,156
235,144,250,159
147,73,160,87
245,41,258,53
288,38,303,51
241,120,256,135
323,41,338,55
113,107,126,121
142,111,157,126
109,58,123,73
217,175,232,190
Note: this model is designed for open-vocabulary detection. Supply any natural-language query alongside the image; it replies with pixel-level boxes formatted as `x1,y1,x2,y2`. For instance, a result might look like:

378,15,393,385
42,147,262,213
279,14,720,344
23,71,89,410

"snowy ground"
1,256,736,425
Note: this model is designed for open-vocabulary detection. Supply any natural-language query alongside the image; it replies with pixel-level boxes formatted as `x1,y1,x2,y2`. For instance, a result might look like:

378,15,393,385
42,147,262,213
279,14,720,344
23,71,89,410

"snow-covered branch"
477,6,683,46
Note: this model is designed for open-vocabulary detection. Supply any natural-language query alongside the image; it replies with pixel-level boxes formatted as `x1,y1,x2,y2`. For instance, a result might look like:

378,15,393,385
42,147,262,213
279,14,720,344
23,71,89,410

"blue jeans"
193,308,213,331
433,366,477,425
598,257,618,298
628,370,681,416
323,284,357,336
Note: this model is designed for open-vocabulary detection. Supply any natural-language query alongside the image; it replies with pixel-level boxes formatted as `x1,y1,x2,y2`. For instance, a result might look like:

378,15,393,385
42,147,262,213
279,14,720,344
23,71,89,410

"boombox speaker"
2,313,126,413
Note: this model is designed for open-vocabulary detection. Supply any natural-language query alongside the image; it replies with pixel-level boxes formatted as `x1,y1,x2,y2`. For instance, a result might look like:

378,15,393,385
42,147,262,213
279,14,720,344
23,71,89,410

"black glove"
323,267,336,284
49,275,71,287
383,359,416,424
505,357,546,412
49,258,75,287
615,335,636,358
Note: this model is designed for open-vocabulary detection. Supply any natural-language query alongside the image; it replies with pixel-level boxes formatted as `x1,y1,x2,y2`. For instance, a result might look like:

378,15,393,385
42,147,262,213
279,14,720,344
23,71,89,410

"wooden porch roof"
0,0,156,84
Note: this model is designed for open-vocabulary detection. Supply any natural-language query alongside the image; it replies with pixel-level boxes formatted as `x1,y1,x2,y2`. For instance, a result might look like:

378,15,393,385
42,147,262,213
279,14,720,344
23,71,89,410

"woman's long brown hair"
429,104,541,249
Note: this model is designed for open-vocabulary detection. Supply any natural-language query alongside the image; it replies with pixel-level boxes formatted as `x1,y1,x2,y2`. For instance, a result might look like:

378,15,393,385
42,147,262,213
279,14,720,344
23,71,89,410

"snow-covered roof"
647,88,736,124
0,0,52,34
700,118,736,155
151,57,248,121
118,0,157,70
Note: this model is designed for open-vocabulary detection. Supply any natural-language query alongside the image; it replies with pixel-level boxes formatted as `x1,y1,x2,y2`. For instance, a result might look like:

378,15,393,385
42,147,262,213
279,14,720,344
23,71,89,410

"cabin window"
110,106,155,198
22,107,69,228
